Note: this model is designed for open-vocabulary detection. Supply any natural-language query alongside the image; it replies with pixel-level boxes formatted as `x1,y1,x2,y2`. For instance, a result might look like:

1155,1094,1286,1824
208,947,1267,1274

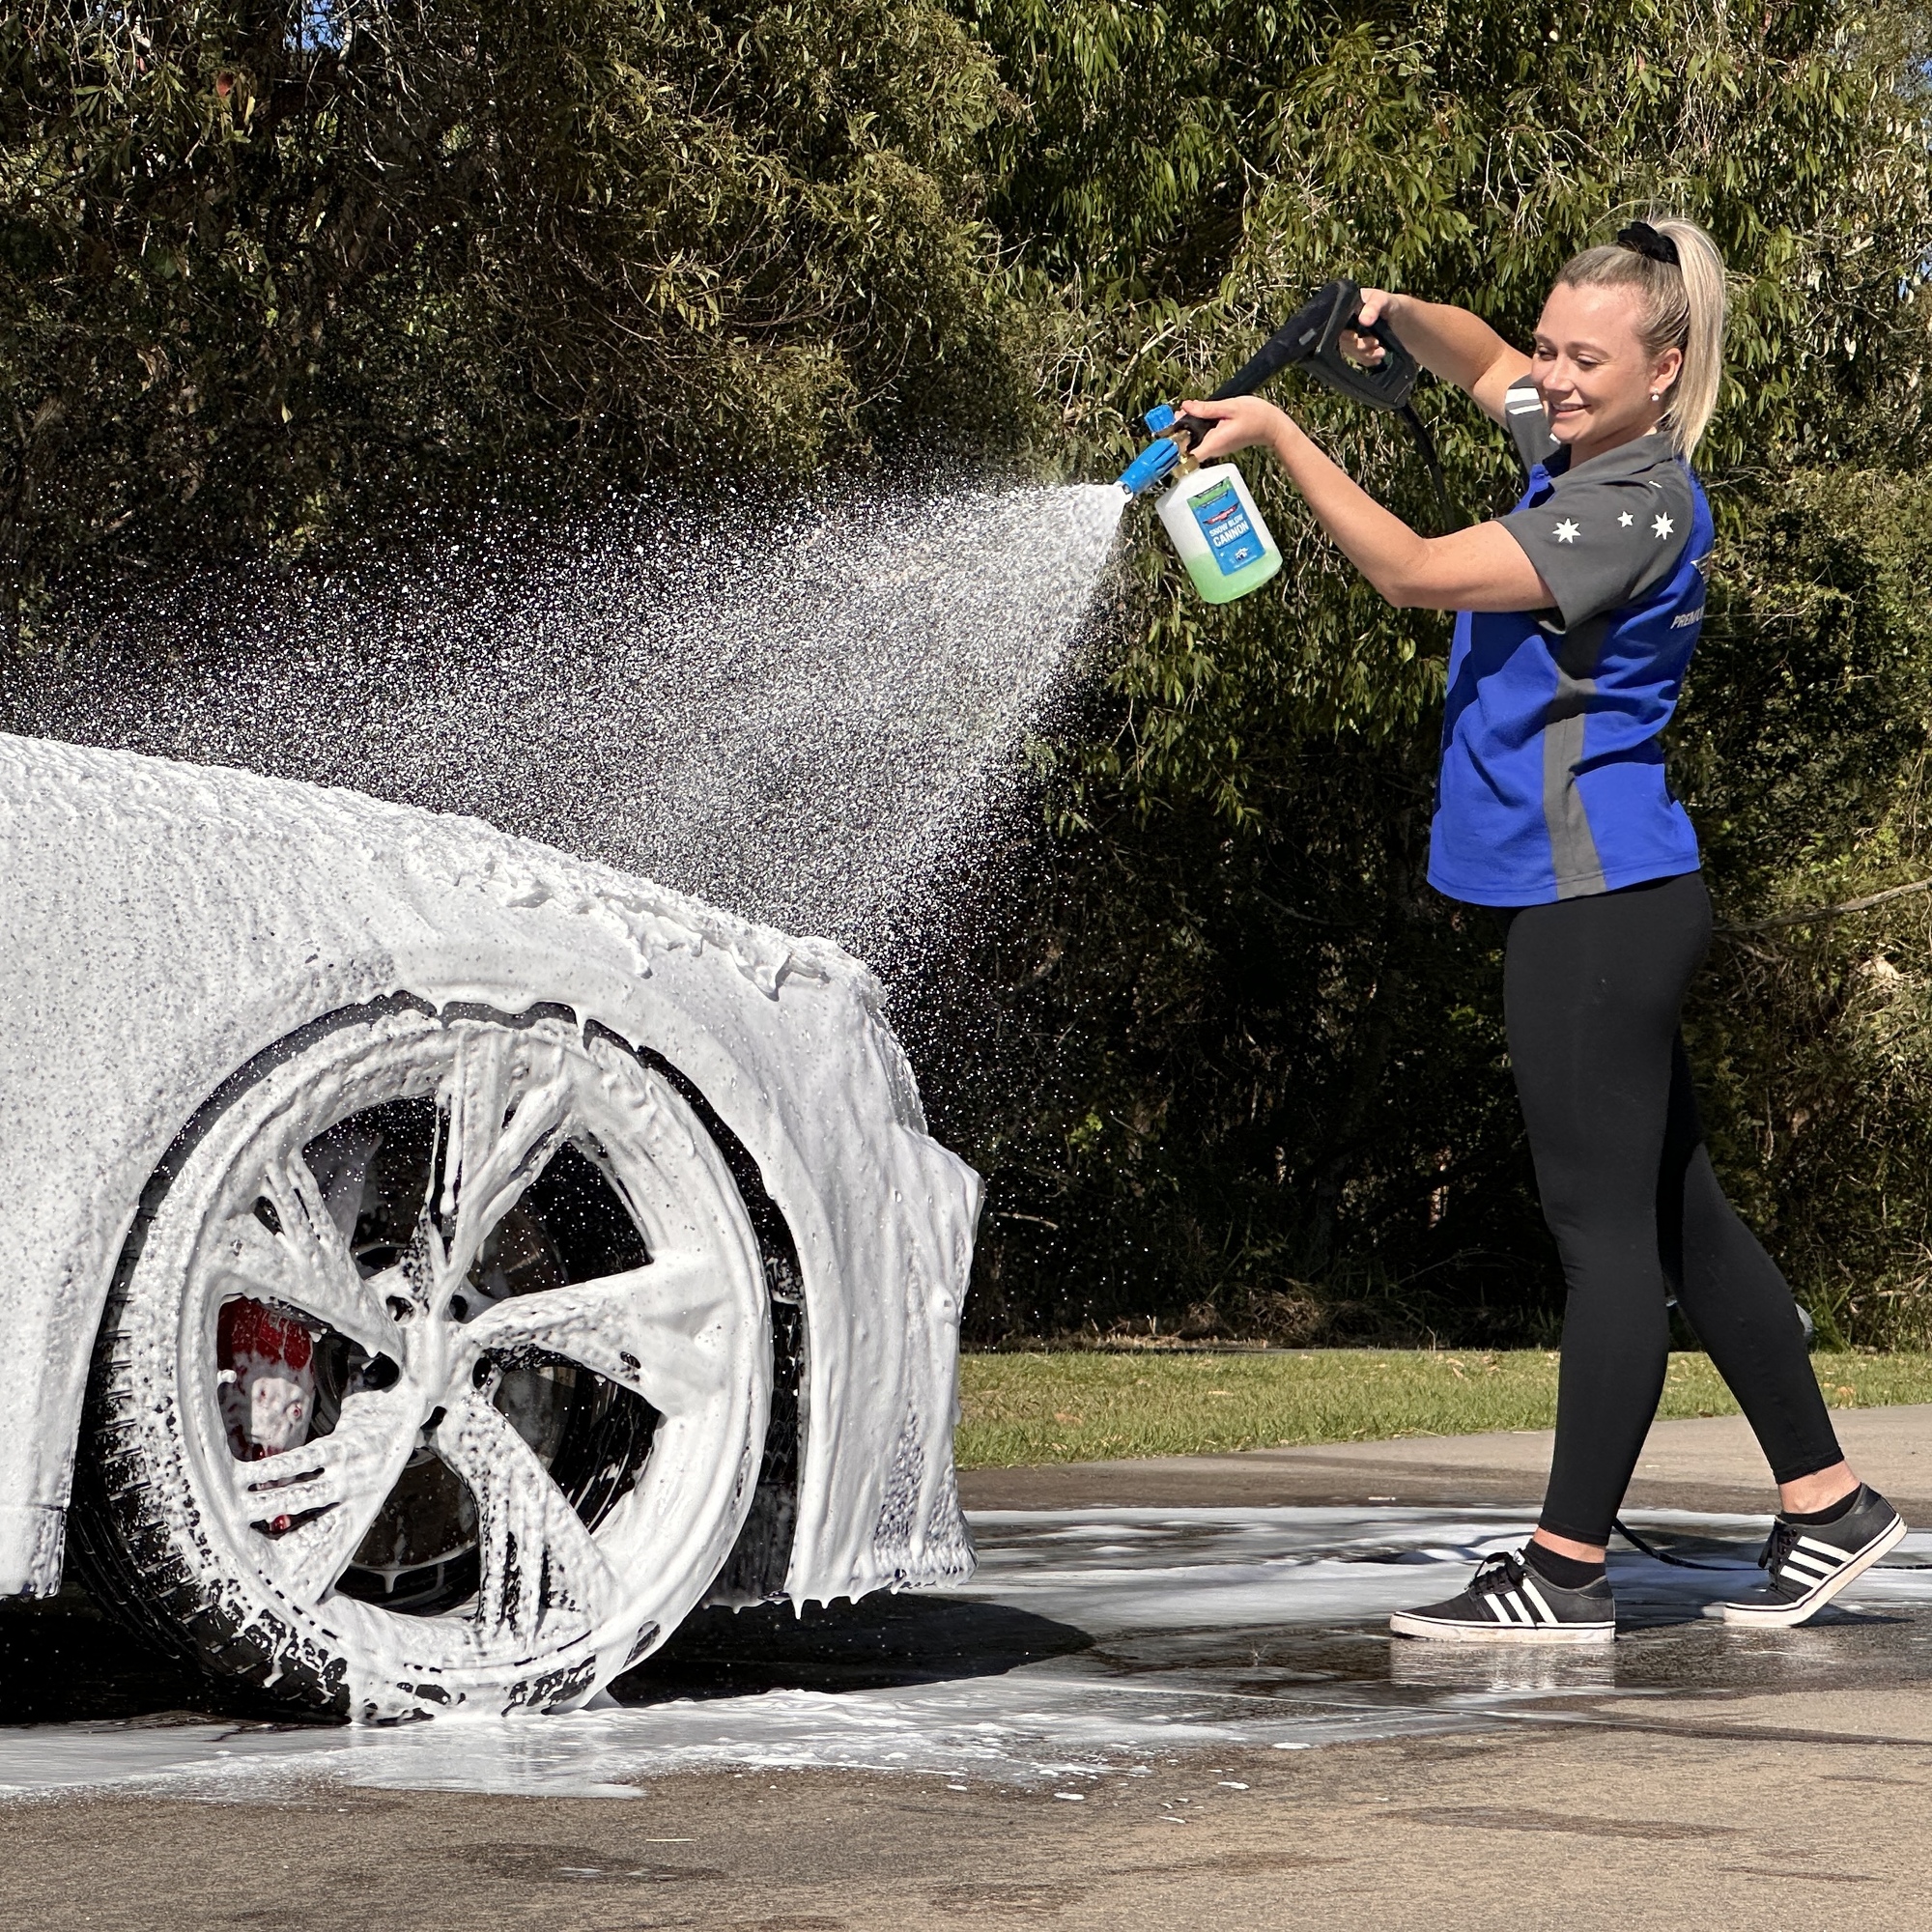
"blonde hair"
1553,217,1727,458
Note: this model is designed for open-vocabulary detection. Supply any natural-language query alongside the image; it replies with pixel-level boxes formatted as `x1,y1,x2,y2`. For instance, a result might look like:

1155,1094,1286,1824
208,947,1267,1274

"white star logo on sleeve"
1618,511,1634,527
1652,513,1675,539
1552,519,1580,544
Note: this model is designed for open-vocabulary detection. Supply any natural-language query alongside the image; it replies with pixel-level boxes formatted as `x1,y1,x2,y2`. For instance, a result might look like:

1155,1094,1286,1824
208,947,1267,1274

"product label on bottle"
1187,478,1264,575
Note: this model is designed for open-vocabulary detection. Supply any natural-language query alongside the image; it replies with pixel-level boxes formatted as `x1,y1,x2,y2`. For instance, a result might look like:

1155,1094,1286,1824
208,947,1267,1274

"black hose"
1168,282,1460,529
1609,1517,1734,1572
1398,402,1459,531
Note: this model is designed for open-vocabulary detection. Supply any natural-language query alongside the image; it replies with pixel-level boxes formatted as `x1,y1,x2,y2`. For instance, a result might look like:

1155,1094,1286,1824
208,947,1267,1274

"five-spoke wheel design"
76,1004,772,1719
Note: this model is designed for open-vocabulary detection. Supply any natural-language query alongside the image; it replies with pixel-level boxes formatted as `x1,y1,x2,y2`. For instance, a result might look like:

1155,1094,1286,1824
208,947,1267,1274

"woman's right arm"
1350,292,1531,426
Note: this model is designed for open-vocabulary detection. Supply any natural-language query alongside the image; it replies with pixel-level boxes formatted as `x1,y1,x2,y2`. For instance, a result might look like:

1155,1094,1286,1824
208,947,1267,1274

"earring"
1650,390,1662,402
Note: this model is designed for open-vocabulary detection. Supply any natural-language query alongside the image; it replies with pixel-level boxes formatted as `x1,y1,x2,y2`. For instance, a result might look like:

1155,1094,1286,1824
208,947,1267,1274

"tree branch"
1718,874,1932,935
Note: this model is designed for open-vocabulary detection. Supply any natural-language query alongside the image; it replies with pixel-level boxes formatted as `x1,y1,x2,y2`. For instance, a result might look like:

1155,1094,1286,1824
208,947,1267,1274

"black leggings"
1500,871,1842,1546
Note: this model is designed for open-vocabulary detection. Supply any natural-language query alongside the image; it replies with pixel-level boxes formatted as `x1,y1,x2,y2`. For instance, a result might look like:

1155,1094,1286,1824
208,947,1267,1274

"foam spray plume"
5,480,1128,973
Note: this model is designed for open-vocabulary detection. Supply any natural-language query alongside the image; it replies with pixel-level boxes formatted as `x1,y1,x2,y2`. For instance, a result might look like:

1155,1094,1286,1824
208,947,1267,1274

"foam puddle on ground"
7,1504,1932,1802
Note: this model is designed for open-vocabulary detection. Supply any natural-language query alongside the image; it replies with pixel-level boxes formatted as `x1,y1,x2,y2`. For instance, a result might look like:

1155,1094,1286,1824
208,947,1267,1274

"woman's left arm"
1179,395,1550,615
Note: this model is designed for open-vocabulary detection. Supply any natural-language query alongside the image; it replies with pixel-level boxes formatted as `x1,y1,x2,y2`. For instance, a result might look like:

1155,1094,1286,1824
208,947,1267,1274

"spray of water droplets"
4,480,1128,972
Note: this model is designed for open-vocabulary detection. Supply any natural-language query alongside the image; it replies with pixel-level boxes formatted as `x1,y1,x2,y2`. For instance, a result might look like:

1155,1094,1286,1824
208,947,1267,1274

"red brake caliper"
217,1298,318,1532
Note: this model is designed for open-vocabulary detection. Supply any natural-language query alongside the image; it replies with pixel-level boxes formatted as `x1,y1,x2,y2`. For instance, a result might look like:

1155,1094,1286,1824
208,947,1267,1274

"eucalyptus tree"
0,0,1025,627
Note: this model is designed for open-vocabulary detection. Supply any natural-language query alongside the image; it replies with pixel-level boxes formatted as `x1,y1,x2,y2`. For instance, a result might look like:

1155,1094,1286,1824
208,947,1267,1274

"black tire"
71,1002,773,1719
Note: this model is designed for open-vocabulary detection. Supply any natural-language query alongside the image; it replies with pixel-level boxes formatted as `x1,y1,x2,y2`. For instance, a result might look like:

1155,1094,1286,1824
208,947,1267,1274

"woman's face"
1530,281,1684,457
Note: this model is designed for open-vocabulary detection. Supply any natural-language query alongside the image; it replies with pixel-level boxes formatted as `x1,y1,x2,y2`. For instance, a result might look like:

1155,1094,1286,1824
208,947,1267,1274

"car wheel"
72,1001,773,1719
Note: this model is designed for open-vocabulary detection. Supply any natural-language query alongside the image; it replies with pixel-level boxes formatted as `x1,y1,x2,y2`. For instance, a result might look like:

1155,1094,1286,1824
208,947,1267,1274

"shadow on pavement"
0,1588,214,1723
617,1592,1094,1702
0,1583,1094,1723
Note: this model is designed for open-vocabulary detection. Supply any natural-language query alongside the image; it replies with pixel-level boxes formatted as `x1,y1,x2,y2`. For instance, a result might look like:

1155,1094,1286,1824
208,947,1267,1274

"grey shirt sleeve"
1502,376,1560,469
1500,463,1695,630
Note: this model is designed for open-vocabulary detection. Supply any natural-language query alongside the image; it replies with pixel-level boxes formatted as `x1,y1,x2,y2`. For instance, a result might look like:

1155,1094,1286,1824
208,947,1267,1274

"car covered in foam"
0,734,978,1719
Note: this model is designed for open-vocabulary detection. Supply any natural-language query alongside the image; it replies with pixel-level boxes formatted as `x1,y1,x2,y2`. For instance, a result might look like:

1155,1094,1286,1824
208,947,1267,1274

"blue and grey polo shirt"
1425,377,1712,907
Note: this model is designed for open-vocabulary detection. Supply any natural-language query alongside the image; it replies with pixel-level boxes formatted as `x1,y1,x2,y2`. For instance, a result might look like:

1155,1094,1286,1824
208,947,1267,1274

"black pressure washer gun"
1116,278,1454,523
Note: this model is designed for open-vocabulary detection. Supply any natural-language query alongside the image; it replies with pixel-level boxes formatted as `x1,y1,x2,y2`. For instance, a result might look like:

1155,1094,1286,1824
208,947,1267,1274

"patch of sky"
290,0,345,52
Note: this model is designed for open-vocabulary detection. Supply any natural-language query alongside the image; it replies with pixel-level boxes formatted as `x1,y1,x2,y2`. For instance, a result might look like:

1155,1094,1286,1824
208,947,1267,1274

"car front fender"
0,734,977,1603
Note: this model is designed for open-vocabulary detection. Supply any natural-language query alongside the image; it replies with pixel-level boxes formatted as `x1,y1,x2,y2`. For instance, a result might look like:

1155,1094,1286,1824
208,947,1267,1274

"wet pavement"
6,1504,1932,1802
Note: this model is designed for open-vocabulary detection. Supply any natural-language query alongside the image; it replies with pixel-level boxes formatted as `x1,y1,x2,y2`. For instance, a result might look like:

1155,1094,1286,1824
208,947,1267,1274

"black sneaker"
1389,1549,1616,1643
1713,1485,1907,1628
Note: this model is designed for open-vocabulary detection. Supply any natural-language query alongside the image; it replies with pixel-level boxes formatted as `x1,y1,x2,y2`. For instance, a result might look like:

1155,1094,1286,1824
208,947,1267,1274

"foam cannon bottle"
1121,407,1283,606
1115,278,1441,607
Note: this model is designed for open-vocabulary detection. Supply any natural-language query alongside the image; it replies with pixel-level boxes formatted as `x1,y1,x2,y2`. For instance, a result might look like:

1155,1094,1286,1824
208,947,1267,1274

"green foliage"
930,0,1932,1343
927,710,1551,1343
0,0,1034,625
1681,472,1932,1346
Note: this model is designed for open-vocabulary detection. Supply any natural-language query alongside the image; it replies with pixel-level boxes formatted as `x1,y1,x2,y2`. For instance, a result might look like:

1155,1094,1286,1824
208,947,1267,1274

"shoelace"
1468,1549,1528,1596
1758,1518,1802,1577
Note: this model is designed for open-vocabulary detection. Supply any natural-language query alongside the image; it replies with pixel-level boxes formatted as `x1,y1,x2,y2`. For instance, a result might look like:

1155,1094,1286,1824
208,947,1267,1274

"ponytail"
1553,217,1727,458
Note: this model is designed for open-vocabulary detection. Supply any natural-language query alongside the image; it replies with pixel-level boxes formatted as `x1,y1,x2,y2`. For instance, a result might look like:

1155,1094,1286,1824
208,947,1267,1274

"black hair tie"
1615,220,1681,268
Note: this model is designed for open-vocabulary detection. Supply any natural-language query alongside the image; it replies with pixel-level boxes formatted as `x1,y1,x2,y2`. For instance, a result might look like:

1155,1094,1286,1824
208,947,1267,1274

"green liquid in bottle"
1184,546,1283,606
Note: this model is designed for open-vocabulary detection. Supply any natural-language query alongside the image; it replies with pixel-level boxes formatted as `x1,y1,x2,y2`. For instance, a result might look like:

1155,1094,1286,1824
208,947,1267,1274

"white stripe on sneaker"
1781,1550,1835,1580
1520,1577,1559,1626
1795,1536,1850,1563
1780,1555,1840,1587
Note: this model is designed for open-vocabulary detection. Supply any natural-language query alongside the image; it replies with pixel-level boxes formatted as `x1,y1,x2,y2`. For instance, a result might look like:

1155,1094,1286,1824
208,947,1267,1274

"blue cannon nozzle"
1116,403,1184,497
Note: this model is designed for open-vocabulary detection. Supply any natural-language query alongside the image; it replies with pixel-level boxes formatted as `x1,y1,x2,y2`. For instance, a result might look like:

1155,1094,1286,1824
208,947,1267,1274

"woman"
1181,219,1906,1639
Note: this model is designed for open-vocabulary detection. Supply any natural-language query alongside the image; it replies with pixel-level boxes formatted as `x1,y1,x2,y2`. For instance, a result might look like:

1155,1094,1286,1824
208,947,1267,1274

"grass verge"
954,1349,1932,1469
